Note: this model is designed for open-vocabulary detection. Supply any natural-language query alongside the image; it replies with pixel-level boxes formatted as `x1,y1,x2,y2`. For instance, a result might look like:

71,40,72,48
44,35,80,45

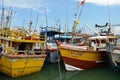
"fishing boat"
46,40,60,63
105,29,120,71
0,46,1,71
0,2,47,77
106,46,120,71
40,27,62,63
55,35,108,71
55,0,108,71
56,22,119,71
0,26,46,77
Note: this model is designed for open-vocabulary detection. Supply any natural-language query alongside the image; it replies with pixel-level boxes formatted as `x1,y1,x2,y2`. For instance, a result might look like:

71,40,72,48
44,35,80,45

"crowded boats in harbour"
0,0,120,79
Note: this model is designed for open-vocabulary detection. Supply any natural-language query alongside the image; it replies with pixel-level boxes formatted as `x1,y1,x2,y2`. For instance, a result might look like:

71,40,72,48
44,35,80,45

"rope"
21,50,30,76
57,49,62,80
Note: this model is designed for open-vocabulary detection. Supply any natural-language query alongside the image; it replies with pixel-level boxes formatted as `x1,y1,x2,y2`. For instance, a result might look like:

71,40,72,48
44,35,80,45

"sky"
0,0,120,35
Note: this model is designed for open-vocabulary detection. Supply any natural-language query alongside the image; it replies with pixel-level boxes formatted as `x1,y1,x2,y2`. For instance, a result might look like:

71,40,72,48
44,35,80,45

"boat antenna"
0,0,4,29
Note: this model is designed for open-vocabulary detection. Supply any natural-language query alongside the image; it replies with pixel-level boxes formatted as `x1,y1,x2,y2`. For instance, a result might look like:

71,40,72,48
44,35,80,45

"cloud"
113,27,120,35
0,0,46,12
76,0,120,6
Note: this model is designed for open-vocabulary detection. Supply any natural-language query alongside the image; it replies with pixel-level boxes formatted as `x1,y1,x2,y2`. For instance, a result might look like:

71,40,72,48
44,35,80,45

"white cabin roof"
89,36,117,40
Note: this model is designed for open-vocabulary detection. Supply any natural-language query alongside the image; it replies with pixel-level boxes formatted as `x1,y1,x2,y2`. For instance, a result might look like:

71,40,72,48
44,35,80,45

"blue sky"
0,0,120,35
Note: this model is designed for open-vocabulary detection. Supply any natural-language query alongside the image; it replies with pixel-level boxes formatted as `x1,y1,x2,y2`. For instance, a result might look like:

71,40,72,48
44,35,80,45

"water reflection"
62,71,80,80
0,62,120,80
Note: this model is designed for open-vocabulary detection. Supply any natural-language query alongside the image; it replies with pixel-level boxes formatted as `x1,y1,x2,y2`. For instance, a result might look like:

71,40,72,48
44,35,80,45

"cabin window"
18,43,25,54
109,38,114,43
109,39,112,42
96,39,100,44
101,39,106,43
91,40,95,43
8,42,10,47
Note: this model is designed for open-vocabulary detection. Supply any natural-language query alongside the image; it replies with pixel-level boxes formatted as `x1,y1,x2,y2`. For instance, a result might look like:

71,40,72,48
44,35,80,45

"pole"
1,0,4,29
45,9,48,47
35,14,39,31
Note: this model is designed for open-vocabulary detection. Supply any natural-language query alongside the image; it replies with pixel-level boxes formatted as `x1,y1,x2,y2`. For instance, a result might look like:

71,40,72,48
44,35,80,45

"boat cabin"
0,28,46,55
88,36,117,50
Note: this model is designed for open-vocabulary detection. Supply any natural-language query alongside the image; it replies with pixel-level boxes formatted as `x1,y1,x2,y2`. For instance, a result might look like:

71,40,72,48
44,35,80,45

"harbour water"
0,61,120,80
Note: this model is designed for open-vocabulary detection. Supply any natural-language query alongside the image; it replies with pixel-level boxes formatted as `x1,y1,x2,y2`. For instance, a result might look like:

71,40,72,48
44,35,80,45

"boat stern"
0,54,46,77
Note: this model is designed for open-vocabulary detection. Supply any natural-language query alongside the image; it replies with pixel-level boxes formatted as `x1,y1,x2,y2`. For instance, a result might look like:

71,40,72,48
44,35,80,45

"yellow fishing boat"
0,56,1,71
0,27,46,77
55,37,104,71
55,22,117,71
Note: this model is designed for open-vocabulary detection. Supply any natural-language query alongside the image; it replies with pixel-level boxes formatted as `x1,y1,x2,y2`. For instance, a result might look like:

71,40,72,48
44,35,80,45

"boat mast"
0,0,4,29
107,0,111,33
35,14,39,32
71,2,79,44
5,7,11,28
66,0,69,33
71,0,86,44
45,9,48,45
29,9,33,32
9,8,15,29
64,0,69,43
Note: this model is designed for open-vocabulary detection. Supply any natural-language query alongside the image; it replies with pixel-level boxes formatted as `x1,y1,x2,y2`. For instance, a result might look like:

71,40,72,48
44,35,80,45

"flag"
81,0,85,5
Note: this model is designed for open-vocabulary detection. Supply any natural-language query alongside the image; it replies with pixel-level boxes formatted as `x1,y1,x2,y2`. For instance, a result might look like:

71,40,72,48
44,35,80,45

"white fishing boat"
46,40,61,63
106,43,120,71
40,27,62,63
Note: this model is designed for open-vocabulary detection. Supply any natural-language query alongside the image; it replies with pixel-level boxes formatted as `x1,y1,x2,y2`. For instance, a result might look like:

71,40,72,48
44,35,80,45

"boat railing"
3,48,46,55
40,35,46,41
17,50,46,55
0,30,46,42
